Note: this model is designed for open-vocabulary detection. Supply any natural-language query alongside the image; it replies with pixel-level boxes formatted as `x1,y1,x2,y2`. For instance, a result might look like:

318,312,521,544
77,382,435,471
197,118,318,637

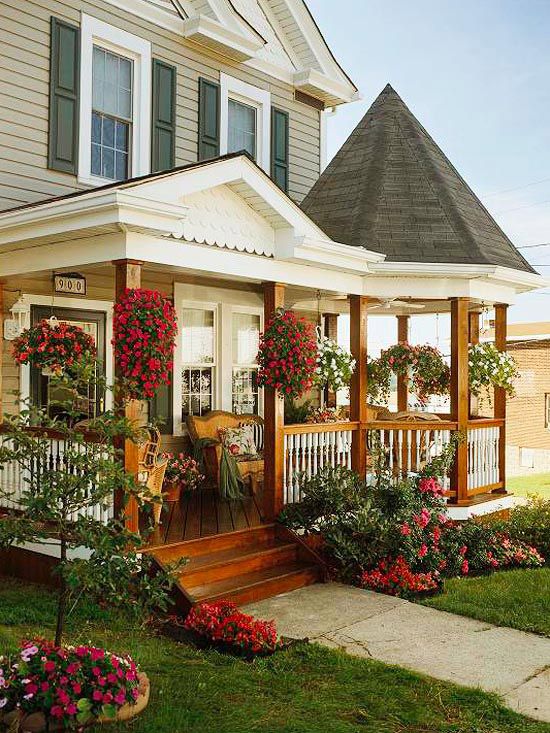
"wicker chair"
138,427,168,524
187,411,264,494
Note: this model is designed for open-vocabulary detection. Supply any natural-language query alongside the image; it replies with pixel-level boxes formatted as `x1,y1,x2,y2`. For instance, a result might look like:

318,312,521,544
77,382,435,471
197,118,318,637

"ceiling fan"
367,298,425,311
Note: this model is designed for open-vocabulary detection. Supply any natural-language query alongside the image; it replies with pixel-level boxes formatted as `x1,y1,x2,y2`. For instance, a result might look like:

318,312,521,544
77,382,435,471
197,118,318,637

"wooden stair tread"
178,540,294,575
187,561,319,601
148,524,277,560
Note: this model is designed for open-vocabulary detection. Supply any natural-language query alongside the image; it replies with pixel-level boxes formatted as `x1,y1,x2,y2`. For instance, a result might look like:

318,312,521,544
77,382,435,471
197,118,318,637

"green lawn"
1,579,549,732
507,473,550,499
423,568,550,637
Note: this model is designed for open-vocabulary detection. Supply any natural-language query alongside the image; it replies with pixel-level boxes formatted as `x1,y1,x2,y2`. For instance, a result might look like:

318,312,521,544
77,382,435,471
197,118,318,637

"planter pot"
163,479,182,502
0,673,150,732
40,365,62,377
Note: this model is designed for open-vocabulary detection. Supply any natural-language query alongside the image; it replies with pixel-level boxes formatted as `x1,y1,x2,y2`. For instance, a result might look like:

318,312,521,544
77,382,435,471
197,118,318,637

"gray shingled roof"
301,84,535,274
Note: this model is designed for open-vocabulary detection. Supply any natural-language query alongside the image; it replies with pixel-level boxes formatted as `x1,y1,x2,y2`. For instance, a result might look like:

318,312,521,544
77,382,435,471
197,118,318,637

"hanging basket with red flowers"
113,288,177,400
257,307,317,399
11,318,96,376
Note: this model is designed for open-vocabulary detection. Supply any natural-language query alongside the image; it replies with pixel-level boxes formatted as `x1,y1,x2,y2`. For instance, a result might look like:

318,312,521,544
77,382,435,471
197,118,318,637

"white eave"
293,68,361,106
181,14,264,61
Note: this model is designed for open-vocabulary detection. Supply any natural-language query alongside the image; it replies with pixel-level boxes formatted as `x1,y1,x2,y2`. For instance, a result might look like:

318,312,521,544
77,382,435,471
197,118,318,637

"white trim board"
78,14,152,186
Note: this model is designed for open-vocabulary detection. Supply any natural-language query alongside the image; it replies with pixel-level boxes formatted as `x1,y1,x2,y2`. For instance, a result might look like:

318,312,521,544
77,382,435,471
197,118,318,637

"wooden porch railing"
281,417,506,505
0,427,113,523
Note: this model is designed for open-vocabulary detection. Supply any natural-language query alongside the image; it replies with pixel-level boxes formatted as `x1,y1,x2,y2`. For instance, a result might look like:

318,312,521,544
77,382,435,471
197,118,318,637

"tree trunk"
55,535,68,647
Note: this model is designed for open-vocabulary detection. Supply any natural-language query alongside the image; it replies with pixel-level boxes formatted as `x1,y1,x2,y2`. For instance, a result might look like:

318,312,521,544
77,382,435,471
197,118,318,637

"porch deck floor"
144,486,264,547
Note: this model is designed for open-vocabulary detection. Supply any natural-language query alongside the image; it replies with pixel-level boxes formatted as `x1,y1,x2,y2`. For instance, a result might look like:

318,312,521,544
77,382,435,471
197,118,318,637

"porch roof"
301,84,537,276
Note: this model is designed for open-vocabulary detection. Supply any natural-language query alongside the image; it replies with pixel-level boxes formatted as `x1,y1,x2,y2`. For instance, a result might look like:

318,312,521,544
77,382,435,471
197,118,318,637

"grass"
1,578,550,732
422,568,550,637
507,473,550,499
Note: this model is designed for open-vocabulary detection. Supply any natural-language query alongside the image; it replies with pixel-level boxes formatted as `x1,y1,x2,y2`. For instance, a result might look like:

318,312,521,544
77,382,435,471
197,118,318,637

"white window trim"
231,305,264,417
78,14,151,186
220,73,271,173
17,295,114,412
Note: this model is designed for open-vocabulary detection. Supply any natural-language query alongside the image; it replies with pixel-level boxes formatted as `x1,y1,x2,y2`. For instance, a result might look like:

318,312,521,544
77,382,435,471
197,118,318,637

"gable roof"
301,84,535,274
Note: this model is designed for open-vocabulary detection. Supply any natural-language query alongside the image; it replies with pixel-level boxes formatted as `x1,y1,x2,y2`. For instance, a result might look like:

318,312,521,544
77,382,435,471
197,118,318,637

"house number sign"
54,273,87,295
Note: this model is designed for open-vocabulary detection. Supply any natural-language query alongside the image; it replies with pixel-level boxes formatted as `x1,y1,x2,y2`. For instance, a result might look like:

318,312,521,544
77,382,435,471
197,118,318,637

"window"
91,47,133,180
232,312,260,415
181,307,216,417
228,99,256,159
545,393,550,429
220,73,270,172
79,15,151,184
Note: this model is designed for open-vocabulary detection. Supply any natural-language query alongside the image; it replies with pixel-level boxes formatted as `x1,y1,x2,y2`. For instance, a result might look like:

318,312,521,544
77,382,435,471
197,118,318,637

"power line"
517,243,550,250
483,177,550,198
494,198,550,215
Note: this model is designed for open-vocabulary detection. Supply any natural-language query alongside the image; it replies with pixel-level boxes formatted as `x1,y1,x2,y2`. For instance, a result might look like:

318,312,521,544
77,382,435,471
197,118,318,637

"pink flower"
93,690,103,702
44,660,56,673
461,559,469,574
50,705,64,718
400,522,411,536
418,543,428,558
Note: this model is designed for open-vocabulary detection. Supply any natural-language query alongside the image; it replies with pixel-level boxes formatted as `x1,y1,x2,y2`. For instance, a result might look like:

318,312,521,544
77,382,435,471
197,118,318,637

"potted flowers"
0,639,149,731
469,342,519,403
162,453,203,502
314,335,355,393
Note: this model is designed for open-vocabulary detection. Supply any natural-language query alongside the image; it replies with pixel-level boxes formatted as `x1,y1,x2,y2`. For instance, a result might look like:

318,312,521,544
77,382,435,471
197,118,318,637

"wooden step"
179,542,298,587
187,561,321,606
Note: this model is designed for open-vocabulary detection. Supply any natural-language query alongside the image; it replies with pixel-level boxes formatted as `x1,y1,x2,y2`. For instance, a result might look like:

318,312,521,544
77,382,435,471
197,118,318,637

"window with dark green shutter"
48,17,80,174
152,59,176,173
271,107,289,193
198,78,220,161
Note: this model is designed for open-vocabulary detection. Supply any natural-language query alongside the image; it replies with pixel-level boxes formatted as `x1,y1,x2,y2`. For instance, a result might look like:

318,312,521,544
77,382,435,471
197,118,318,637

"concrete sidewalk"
244,583,550,723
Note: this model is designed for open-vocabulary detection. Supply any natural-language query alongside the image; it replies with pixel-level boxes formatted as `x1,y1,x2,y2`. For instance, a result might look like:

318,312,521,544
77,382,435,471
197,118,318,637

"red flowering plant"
12,319,96,376
257,308,317,400
361,556,440,599
162,453,203,492
0,639,145,729
113,289,177,400
182,601,283,657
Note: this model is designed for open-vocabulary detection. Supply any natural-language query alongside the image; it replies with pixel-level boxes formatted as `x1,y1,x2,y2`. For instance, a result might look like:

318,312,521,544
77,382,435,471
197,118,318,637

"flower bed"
113,288,177,400
12,319,96,376
164,602,284,659
0,639,148,730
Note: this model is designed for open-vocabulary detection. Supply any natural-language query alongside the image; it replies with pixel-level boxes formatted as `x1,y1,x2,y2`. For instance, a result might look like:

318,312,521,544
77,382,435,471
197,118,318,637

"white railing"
0,433,113,523
283,422,356,504
467,423,501,491
367,421,456,490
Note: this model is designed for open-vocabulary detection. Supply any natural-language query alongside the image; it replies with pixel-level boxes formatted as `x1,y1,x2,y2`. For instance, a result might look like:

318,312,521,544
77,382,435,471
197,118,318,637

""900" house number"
54,274,87,295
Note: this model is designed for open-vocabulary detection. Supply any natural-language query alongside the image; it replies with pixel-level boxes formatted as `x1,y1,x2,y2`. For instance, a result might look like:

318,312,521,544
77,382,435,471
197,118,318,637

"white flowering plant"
314,336,356,392
469,343,519,400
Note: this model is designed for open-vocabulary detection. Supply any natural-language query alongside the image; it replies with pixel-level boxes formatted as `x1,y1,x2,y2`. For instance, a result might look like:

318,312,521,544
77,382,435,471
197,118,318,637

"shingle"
301,84,535,274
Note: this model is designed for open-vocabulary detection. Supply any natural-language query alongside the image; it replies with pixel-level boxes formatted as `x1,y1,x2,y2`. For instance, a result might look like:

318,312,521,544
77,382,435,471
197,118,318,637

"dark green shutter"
48,17,80,174
149,384,173,435
271,107,289,193
198,78,220,161
151,59,176,173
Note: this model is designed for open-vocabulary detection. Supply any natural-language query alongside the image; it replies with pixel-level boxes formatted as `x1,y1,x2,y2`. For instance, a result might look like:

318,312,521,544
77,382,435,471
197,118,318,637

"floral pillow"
219,425,258,457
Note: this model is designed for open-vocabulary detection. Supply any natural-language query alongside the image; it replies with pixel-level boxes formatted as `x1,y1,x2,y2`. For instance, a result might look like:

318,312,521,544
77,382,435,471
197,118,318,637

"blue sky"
311,0,550,333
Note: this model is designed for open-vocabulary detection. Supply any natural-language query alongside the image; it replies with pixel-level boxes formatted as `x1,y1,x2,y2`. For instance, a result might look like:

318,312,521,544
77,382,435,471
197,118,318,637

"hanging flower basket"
11,319,96,376
469,342,519,401
257,308,317,399
314,335,355,392
367,343,450,406
113,289,177,400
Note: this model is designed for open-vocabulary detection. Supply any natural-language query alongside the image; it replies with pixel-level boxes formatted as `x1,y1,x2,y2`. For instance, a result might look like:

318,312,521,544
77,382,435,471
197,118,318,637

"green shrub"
505,495,550,561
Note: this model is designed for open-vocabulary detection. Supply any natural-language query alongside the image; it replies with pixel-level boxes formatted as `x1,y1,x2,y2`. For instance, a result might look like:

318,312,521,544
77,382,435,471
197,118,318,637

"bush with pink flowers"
0,639,147,730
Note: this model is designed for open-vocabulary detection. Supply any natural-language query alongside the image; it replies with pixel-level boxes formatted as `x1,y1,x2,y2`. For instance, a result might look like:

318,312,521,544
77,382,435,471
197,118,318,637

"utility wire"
483,177,550,197
517,243,550,250
494,199,550,215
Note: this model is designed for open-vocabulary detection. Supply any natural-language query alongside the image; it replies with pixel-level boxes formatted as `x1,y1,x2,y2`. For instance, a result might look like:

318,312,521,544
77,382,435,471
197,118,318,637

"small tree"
0,361,177,646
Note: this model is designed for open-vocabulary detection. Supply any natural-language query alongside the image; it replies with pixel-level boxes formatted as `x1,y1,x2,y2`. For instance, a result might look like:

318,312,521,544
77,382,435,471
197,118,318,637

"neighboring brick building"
490,323,550,476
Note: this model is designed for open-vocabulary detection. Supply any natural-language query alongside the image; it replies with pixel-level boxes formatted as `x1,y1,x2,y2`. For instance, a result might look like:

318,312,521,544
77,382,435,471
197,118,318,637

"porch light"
4,296,29,341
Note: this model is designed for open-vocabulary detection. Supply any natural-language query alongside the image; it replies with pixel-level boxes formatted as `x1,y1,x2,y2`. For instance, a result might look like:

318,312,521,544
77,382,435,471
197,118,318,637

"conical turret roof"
301,84,534,273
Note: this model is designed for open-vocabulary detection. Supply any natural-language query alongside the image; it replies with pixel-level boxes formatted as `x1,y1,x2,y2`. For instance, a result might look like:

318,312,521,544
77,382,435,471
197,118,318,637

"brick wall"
506,339,550,475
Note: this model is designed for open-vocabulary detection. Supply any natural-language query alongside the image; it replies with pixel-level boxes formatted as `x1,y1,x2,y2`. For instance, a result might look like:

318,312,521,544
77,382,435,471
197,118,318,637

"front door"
30,306,107,420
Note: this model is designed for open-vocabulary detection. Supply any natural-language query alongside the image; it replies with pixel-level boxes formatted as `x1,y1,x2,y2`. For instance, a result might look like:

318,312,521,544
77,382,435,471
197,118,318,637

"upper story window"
220,73,270,173
91,47,133,180
79,15,151,185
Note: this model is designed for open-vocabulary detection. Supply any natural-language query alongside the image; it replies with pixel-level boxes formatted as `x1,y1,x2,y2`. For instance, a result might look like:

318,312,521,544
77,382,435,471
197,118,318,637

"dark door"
30,305,107,420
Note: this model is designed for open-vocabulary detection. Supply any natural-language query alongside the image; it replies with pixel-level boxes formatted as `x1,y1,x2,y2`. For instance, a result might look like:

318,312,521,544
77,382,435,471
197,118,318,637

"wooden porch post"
323,312,339,408
113,259,142,533
349,296,368,477
450,298,469,504
263,282,285,521
396,315,409,412
494,304,508,492
468,310,481,417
